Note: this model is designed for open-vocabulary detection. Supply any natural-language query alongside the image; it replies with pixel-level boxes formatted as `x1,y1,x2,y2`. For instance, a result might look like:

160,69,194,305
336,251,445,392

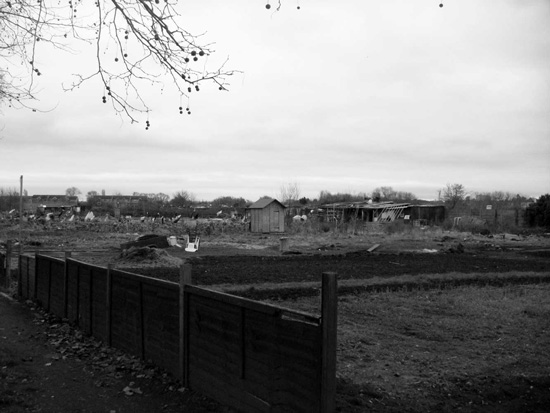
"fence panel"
18,254,29,298
49,259,66,317
90,265,108,342
66,260,80,325
185,286,323,413
23,255,336,412
141,278,180,376
35,256,52,308
77,264,93,334
110,270,145,358
109,269,180,374
20,255,36,300
0,251,5,287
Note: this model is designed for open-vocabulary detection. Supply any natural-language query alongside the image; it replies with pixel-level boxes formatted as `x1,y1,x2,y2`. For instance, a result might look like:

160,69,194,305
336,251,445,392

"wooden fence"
0,250,6,289
17,253,336,412
1,240,14,290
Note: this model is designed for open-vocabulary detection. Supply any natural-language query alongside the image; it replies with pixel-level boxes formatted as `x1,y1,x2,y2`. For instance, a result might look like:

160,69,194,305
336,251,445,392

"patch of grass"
267,284,550,412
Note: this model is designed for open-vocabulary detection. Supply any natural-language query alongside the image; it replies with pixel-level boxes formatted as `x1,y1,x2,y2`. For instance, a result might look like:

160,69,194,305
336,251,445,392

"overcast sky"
1,0,549,202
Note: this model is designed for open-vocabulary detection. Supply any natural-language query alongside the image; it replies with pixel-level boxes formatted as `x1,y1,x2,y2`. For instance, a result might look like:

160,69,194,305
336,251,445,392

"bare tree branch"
0,0,237,125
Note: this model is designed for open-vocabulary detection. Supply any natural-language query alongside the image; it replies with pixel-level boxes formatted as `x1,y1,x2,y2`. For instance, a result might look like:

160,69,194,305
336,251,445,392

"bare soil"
1,223,550,412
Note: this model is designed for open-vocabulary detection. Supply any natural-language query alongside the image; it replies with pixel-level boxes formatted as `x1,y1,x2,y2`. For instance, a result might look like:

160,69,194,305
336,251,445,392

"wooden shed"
247,198,286,233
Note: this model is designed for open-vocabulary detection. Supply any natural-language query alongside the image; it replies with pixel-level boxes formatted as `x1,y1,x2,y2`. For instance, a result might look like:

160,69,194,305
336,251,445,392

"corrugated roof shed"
321,201,410,210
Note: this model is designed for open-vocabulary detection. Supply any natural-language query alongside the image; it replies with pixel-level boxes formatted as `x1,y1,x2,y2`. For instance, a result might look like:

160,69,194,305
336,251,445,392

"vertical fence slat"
88,266,93,335
5,240,12,289
321,272,337,413
106,264,112,346
46,258,52,311
17,252,22,297
76,262,80,327
180,263,192,385
63,252,71,318
33,251,38,300
138,280,145,360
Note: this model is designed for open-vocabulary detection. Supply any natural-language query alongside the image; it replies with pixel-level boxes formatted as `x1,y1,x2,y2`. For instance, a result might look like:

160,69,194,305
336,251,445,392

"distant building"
247,198,286,233
25,195,80,214
320,201,445,225
87,195,148,207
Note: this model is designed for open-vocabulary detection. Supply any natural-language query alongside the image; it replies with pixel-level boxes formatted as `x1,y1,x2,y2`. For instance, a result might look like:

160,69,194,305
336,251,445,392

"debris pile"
118,246,183,266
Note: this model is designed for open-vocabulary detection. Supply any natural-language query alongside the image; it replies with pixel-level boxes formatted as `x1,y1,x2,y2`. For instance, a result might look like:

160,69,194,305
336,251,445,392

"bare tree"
371,186,416,203
279,182,301,207
0,0,235,124
170,190,195,206
86,190,98,201
441,183,466,210
0,186,19,210
65,186,81,197
154,192,170,204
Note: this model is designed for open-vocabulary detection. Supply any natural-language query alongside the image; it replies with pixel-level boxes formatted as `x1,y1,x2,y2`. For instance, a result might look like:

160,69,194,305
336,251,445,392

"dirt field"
1,222,550,412
266,285,550,412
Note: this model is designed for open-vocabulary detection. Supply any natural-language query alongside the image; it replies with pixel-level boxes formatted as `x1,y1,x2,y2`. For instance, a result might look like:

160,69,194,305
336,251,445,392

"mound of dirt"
118,246,183,266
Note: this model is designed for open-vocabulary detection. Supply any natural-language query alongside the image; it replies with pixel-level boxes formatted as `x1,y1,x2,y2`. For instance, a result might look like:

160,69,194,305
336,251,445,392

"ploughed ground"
1,227,549,412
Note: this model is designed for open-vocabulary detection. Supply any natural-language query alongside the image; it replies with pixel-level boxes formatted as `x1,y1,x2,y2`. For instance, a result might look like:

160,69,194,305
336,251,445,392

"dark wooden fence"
17,253,337,412
1,240,15,290
0,249,6,288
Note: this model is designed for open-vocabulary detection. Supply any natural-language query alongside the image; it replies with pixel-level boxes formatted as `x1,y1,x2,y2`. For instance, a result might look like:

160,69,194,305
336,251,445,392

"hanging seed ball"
195,85,199,91
188,87,192,93
297,6,300,9
219,86,223,90
191,51,197,56
115,57,119,62
199,50,205,56
180,111,183,114
185,57,190,63
124,53,128,57
265,3,270,9
193,56,198,62
124,35,128,40
439,3,443,7
179,106,183,110
181,74,186,79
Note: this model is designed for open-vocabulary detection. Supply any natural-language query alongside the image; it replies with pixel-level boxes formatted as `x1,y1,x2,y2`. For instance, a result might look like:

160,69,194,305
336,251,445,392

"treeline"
0,187,25,211
1,185,549,229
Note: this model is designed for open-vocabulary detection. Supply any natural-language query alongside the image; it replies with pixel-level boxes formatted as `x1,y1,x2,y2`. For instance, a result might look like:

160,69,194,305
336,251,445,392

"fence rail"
17,252,336,412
